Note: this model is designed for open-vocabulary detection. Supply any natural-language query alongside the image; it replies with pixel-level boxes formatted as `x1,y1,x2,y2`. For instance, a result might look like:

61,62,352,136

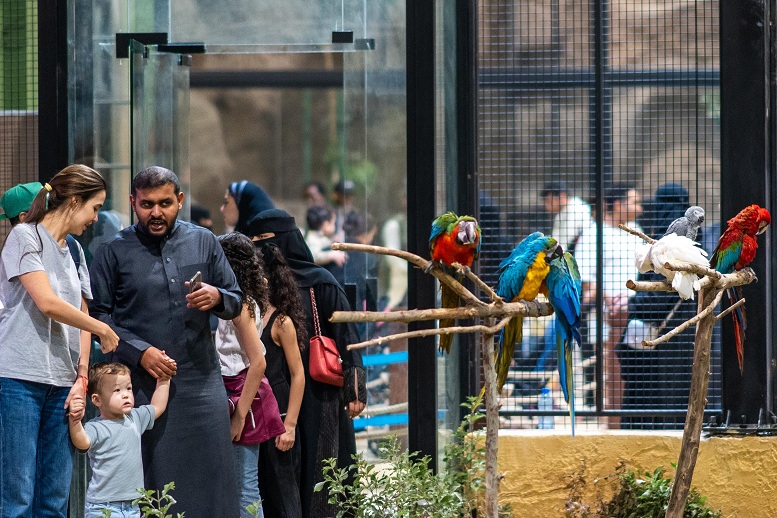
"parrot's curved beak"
547,242,563,261
757,221,769,235
457,221,478,245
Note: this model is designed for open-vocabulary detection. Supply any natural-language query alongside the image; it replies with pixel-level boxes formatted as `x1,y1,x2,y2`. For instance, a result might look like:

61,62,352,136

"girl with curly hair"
216,232,271,518
256,242,307,518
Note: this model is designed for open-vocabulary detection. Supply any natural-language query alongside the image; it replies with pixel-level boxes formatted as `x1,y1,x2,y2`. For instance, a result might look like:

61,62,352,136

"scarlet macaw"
429,211,481,354
709,204,771,372
544,247,582,436
495,232,558,391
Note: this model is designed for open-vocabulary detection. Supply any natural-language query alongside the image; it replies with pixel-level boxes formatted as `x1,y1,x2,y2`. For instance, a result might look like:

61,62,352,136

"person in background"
617,183,698,429
541,180,593,253
0,165,120,517
256,243,307,518
68,362,170,518
89,166,243,517
378,193,407,312
248,209,366,517
574,183,643,428
302,181,328,209
331,179,358,242
0,181,43,226
190,203,214,232
222,180,275,235
304,205,347,279
216,233,269,518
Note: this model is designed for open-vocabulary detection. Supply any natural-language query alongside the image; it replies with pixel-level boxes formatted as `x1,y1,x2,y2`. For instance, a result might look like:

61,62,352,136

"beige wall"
498,431,777,517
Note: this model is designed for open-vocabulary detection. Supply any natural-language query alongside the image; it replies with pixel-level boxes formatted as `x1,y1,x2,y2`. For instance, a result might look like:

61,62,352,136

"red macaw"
429,212,481,354
710,204,771,372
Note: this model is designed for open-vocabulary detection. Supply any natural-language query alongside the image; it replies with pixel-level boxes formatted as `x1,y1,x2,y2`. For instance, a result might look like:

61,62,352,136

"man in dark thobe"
89,166,242,517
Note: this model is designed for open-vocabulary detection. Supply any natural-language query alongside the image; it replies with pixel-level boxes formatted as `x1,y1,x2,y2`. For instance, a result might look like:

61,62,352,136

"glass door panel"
130,40,192,220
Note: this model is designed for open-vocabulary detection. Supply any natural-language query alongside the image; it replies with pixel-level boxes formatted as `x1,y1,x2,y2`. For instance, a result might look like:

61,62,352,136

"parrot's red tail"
728,287,746,373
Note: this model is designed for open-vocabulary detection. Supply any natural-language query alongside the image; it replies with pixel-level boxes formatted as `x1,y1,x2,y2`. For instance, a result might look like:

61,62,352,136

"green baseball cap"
0,182,43,220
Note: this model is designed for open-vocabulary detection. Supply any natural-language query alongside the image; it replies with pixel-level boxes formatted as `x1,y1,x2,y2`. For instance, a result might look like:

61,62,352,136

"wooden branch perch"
344,316,513,350
628,268,756,293
641,289,725,348
618,223,655,244
331,300,553,324
332,242,484,306
662,261,722,282
714,297,745,322
453,261,504,304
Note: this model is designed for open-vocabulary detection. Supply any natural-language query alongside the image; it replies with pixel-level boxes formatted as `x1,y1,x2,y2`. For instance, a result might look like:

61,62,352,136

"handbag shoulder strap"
310,287,322,336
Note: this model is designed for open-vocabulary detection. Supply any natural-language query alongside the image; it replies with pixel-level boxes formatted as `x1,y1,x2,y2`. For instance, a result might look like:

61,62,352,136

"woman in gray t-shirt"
0,164,120,518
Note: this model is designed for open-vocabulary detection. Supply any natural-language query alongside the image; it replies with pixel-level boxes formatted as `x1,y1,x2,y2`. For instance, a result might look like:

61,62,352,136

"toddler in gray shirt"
69,362,172,518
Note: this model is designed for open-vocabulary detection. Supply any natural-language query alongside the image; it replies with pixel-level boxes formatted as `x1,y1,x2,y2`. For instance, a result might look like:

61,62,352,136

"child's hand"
68,394,85,422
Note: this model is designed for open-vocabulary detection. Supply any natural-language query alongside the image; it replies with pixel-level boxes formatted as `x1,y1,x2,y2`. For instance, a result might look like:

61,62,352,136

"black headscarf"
639,183,690,239
229,181,275,236
247,208,338,288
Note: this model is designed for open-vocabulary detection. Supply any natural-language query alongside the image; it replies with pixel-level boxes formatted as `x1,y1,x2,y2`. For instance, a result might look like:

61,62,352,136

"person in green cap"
0,181,43,226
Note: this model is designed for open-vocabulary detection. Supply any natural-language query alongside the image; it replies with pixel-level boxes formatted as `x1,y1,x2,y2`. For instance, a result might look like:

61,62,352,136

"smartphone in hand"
189,271,202,293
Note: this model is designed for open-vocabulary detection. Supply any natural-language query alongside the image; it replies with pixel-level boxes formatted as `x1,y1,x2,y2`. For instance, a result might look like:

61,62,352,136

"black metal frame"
719,0,772,424
37,0,68,179
406,0,438,465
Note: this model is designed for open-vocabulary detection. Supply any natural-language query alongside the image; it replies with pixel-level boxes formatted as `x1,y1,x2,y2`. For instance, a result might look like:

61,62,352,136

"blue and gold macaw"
495,232,558,391
544,247,582,436
429,212,481,354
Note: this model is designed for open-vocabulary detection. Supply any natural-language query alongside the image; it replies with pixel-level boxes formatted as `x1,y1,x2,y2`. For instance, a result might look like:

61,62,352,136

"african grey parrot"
663,206,705,241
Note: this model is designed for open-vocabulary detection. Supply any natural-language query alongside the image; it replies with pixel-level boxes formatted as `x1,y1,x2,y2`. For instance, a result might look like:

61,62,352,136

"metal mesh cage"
478,0,721,432
0,0,39,218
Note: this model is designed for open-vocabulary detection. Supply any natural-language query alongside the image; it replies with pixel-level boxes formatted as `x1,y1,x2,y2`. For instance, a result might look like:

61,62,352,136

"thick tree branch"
331,300,553,324
628,268,756,293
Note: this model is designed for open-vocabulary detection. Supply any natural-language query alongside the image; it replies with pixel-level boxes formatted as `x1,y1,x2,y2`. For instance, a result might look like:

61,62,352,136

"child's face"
322,215,336,237
92,373,134,419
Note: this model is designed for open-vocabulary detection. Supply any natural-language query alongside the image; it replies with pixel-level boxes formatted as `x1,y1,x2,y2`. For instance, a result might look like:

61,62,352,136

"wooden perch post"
617,225,757,518
331,242,555,517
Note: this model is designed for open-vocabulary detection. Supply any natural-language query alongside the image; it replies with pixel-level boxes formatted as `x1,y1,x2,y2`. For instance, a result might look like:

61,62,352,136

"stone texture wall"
498,431,776,517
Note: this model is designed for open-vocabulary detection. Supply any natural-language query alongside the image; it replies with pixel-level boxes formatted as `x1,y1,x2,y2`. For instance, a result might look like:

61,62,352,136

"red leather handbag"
309,287,344,387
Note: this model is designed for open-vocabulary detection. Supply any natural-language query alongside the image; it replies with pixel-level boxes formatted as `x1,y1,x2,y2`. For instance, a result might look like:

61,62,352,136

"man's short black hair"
604,182,635,212
540,180,568,197
132,166,180,195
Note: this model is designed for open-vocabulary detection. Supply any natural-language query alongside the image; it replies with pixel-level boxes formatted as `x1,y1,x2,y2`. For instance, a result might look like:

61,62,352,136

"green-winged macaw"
709,204,771,372
429,211,481,354
495,232,558,391
544,247,582,436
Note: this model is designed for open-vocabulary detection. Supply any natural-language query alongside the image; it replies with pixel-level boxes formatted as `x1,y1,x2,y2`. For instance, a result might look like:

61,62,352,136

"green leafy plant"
245,501,262,517
565,460,721,518
315,397,513,517
133,481,185,518
316,436,463,517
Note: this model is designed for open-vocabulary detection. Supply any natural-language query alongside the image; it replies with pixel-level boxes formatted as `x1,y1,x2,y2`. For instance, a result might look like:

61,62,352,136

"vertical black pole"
719,0,769,423
38,0,69,178
457,0,479,409
406,1,438,465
